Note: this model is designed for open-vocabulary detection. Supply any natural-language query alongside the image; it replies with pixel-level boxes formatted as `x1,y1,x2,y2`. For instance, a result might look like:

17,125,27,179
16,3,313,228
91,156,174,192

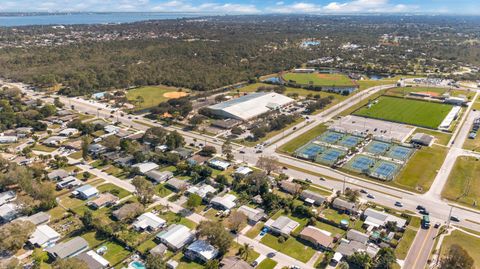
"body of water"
0,13,202,27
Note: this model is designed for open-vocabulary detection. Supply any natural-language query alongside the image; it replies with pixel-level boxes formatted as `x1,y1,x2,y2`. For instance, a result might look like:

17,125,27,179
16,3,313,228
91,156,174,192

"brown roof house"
299,226,334,250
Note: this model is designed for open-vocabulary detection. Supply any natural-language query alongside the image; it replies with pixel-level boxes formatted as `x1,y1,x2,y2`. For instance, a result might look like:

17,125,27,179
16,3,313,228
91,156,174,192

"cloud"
151,1,260,14
270,0,416,14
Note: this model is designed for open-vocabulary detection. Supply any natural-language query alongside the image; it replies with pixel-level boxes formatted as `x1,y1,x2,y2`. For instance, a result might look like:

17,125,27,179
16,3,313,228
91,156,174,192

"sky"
0,0,479,15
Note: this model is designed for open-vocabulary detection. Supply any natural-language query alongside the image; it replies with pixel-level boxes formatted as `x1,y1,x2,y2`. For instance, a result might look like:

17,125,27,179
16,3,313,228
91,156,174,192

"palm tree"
238,243,251,260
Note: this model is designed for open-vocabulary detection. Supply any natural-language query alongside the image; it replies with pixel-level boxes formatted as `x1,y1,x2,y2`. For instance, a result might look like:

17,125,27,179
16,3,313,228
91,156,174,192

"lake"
0,13,203,27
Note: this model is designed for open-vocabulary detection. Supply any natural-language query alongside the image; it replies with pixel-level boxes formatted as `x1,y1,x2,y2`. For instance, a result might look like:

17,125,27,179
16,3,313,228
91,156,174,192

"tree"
374,247,396,269
197,221,233,255
102,135,120,151
81,210,94,230
52,258,89,269
53,97,64,108
82,171,91,181
226,210,247,233
347,251,373,269
205,259,219,269
186,194,202,209
189,115,205,128
231,126,244,135
199,145,217,157
238,243,252,261
440,244,474,269
256,156,280,175
344,188,360,202
222,139,234,161
81,136,91,160
132,177,155,204
165,131,184,149
0,220,36,253
145,253,166,269
339,262,350,269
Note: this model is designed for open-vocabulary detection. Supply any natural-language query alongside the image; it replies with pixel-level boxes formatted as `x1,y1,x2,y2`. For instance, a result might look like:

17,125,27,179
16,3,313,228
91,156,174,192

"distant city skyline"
0,0,479,15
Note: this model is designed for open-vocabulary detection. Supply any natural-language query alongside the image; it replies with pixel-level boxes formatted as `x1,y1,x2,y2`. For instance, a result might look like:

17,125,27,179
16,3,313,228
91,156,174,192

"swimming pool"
129,261,146,269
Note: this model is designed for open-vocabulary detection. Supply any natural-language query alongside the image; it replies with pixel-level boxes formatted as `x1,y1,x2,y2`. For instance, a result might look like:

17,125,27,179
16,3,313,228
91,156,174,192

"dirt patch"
163,91,189,98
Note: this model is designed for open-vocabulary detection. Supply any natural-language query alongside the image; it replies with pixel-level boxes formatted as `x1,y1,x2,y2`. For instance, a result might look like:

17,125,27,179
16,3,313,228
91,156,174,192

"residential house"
132,212,166,231
28,224,61,248
149,244,168,256
220,256,253,269
0,203,19,223
266,216,300,236
165,178,189,192
299,226,334,250
332,198,359,215
104,125,120,134
56,176,82,190
42,136,65,147
336,239,366,257
0,135,18,144
76,250,110,269
300,190,326,206
20,212,51,225
208,159,231,171
112,203,143,221
132,162,159,174
146,170,173,184
279,180,302,195
210,194,237,210
186,184,216,199
234,166,253,177
185,240,219,263
47,169,69,181
346,229,370,244
88,144,106,155
0,190,16,206
72,185,99,200
88,193,119,209
58,128,79,137
113,155,134,167
46,237,89,259
237,205,266,224
172,147,193,159
362,208,407,230
156,224,195,251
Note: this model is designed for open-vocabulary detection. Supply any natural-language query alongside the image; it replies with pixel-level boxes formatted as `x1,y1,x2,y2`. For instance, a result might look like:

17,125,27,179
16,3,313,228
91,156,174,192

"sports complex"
294,129,415,181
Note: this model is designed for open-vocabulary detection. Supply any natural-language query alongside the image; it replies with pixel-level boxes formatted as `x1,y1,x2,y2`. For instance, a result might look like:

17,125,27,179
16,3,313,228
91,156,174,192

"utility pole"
342,176,346,194
447,206,453,227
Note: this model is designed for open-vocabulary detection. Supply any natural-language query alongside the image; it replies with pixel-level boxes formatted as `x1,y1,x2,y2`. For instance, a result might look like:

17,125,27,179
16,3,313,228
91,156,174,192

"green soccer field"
353,96,454,129
282,72,355,86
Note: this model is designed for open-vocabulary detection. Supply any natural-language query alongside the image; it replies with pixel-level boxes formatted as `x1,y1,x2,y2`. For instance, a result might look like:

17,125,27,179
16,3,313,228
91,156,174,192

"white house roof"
363,208,407,228
132,162,159,174
187,184,216,198
0,190,16,205
58,128,79,136
269,216,300,235
156,224,194,249
211,194,237,210
104,125,120,133
234,166,253,176
29,225,60,246
133,212,166,230
187,240,219,261
208,92,294,121
74,185,98,198
208,159,231,170
0,203,18,220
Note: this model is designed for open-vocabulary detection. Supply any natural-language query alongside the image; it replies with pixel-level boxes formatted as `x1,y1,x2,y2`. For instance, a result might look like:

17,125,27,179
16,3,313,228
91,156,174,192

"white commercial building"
439,106,461,130
208,92,294,121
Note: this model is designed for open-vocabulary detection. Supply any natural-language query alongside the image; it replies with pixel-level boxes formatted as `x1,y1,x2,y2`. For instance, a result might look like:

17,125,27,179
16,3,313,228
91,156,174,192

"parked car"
367,194,375,199
416,205,425,211
239,150,245,154
251,261,258,267
360,189,367,194
305,178,312,183
434,222,441,228
450,216,460,222
394,201,403,207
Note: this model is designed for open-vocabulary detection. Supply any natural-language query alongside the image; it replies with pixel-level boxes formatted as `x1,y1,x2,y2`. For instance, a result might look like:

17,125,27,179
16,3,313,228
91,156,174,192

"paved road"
403,226,439,269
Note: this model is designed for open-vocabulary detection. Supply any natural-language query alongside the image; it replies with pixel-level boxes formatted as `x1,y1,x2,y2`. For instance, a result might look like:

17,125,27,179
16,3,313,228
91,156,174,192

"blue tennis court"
338,135,362,148
316,148,346,165
318,131,345,144
372,161,399,180
346,155,376,172
295,143,325,160
365,141,391,155
387,145,414,161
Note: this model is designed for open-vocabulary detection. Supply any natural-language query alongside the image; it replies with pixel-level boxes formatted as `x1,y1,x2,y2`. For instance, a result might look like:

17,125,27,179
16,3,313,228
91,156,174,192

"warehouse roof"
208,92,294,121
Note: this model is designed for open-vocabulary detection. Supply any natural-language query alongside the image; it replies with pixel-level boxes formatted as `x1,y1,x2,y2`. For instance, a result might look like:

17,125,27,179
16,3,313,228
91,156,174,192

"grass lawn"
156,183,173,198
126,85,188,111
32,144,57,152
257,258,278,269
237,117,305,147
227,242,260,263
103,165,128,179
395,228,417,259
393,145,448,193
282,73,355,86
442,156,480,208
68,150,83,159
410,128,452,146
157,210,197,229
100,241,131,266
463,132,480,152
246,222,264,239
353,96,454,129
136,237,157,254
81,231,107,248
59,195,86,209
314,221,346,236
260,233,316,263
278,124,328,154
440,230,480,268
384,87,447,97
97,183,131,199
48,206,67,221
172,253,204,269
